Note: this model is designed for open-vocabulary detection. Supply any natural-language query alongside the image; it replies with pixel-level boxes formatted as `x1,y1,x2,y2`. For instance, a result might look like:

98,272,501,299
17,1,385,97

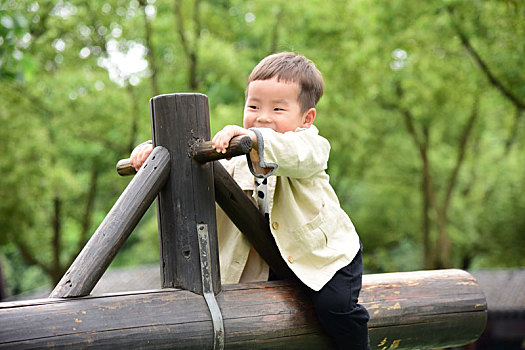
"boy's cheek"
243,116,254,129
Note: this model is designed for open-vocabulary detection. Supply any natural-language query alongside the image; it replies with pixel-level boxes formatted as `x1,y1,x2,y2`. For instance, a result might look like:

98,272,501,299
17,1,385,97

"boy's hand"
212,125,257,154
130,143,153,171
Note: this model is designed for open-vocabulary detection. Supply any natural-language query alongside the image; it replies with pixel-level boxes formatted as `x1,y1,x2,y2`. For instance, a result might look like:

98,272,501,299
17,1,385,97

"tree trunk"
269,7,283,54
421,128,434,269
435,211,450,268
0,260,6,301
126,84,140,153
174,0,202,91
140,0,160,96
51,196,62,285
69,164,100,267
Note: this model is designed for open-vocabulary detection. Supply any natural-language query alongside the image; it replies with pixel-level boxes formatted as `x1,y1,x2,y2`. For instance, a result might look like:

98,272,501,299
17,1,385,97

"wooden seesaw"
0,94,486,349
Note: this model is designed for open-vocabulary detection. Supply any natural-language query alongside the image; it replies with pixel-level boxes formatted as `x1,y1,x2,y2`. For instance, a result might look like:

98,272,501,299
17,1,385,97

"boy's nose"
256,113,272,124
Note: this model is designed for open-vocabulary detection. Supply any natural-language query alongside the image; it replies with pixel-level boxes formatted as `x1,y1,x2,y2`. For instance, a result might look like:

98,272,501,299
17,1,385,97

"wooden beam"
49,147,170,298
213,161,296,280
192,135,252,164
150,93,220,295
114,158,295,280
1,270,486,349
116,135,253,176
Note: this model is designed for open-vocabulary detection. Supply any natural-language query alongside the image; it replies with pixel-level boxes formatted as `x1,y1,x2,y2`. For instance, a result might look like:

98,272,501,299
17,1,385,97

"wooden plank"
49,147,170,298
1,270,487,349
150,93,220,295
213,161,296,280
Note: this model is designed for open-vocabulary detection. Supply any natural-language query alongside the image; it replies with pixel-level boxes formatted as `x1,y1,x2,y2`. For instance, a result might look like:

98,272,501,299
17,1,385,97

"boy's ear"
301,108,316,128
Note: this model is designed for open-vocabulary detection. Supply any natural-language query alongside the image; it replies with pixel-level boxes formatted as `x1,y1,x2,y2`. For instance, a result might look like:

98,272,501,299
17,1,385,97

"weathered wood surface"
1,269,486,349
49,147,170,298
116,135,253,176
193,135,252,163
113,159,296,280
150,93,220,295
214,161,296,280
115,158,137,176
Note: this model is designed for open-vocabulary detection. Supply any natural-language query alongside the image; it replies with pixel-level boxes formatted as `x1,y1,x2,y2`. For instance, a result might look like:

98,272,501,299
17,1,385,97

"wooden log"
114,158,295,280
116,135,253,176
1,270,486,349
49,147,170,298
150,93,220,295
192,135,252,163
115,158,137,176
213,161,296,280
114,156,294,280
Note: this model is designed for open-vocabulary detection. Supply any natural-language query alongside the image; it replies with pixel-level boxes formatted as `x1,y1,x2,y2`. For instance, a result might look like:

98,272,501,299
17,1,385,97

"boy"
130,52,369,349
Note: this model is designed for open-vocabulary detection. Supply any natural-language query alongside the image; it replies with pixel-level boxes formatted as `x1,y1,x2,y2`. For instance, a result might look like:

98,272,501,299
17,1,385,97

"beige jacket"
217,125,361,291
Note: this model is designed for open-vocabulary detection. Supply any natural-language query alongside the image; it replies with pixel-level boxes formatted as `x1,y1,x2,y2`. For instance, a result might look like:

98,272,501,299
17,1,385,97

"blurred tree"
0,0,523,296
357,0,524,269
0,0,152,292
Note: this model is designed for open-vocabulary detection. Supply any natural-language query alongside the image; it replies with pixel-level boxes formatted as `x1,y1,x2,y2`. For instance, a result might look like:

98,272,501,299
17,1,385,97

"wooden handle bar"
192,135,253,163
116,135,253,176
116,158,137,176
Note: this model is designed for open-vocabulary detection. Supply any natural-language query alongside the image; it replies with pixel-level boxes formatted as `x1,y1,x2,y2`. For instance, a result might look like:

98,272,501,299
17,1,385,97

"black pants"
270,244,370,349
308,243,370,350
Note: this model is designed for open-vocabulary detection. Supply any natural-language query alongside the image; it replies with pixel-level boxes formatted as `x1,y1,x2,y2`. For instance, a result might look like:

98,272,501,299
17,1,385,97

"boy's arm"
212,125,330,179
254,127,330,179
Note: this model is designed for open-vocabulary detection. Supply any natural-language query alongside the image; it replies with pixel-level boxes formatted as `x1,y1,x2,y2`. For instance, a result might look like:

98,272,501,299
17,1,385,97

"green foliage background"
0,0,523,297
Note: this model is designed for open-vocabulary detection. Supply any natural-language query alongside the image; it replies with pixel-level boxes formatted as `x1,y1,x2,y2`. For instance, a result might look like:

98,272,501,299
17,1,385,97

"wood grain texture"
116,135,253,176
192,135,252,163
2,270,486,349
115,158,136,176
213,161,296,280
49,147,170,298
113,154,295,280
150,93,220,295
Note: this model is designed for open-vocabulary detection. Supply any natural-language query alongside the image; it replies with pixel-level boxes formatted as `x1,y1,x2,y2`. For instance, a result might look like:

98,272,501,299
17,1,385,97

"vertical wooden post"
151,93,220,295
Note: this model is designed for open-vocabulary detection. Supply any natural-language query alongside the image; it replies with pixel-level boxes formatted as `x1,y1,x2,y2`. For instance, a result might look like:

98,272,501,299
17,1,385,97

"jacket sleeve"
254,126,330,179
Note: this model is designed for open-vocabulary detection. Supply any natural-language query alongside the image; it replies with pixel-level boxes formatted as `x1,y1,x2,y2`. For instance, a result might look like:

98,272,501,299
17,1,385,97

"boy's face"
243,77,315,133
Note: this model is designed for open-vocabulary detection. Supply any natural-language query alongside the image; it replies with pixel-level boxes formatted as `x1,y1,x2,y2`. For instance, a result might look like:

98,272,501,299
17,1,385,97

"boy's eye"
248,105,258,110
274,108,285,111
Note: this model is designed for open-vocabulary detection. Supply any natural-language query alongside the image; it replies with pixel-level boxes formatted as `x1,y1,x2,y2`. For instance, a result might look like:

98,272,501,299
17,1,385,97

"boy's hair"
248,52,324,113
